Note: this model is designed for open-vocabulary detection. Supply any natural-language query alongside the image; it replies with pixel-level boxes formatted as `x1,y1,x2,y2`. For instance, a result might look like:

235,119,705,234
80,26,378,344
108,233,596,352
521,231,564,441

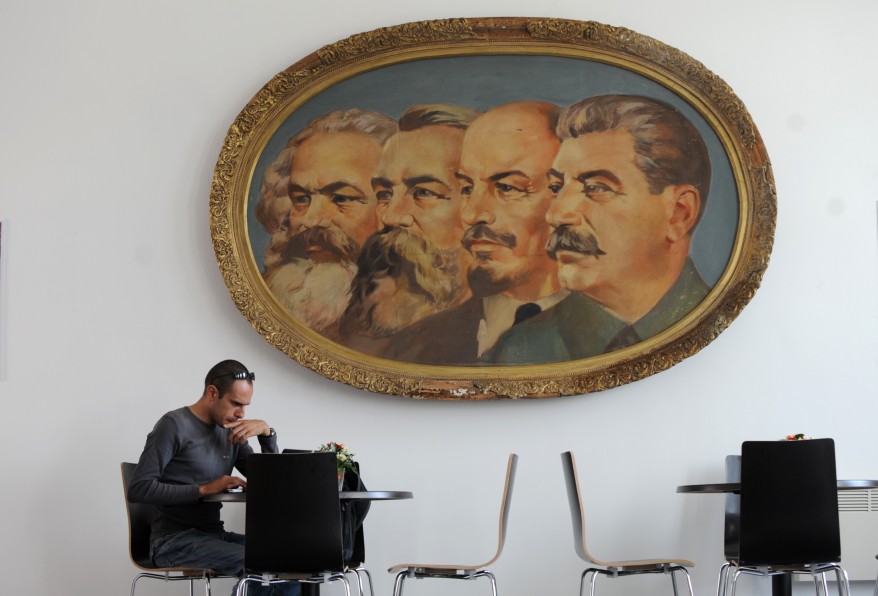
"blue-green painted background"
246,54,738,286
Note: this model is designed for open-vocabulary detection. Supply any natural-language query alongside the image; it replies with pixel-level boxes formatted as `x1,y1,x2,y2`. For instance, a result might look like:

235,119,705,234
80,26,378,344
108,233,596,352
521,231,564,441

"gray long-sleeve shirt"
127,406,278,542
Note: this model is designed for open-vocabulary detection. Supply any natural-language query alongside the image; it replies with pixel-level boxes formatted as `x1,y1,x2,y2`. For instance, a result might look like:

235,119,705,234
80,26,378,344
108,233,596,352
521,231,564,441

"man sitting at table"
127,360,299,596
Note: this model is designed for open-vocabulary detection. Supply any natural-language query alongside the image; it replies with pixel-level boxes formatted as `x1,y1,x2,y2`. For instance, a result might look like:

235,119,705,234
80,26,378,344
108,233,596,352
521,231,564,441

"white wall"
1,1,876,595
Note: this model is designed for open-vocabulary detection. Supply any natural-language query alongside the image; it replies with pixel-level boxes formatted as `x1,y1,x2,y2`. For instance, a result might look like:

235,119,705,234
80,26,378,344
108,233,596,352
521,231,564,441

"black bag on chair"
340,463,370,564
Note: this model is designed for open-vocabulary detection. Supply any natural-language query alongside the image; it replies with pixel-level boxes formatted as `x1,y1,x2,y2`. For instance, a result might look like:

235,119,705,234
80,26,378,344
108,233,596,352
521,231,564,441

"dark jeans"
151,529,300,596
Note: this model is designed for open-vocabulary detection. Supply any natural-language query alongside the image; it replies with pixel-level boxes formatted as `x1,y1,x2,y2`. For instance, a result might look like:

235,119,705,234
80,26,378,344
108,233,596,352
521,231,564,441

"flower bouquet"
782,433,811,441
317,441,357,489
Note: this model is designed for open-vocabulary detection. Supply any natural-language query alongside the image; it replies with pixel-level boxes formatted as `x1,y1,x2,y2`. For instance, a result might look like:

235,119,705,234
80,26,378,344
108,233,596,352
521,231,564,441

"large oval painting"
210,17,775,399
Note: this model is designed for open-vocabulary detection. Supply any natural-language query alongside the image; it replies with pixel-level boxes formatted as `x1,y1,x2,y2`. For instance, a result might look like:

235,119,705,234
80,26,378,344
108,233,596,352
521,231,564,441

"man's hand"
198,475,246,496
223,419,271,445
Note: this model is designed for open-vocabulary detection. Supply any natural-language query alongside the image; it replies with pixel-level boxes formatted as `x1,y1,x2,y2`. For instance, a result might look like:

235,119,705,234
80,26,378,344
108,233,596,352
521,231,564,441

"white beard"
265,259,357,333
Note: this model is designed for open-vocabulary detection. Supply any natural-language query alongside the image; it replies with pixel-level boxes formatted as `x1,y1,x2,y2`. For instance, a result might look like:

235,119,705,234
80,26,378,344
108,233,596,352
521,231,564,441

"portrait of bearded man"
383,101,567,365
262,108,397,338
336,104,478,353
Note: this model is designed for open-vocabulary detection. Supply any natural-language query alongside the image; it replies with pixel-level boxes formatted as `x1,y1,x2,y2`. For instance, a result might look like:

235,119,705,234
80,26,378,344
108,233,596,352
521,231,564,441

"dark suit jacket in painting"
381,298,485,365
485,259,710,365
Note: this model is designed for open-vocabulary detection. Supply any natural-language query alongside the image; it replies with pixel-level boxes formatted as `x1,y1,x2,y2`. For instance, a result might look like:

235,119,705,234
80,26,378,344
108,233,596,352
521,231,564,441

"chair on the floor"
279,449,374,596
342,461,374,596
387,453,518,596
121,462,235,596
721,439,850,596
237,452,353,596
561,451,694,596
716,455,742,596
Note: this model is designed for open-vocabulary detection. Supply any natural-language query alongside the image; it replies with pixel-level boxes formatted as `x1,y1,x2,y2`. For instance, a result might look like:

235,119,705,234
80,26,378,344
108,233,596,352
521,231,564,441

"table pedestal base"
772,571,791,596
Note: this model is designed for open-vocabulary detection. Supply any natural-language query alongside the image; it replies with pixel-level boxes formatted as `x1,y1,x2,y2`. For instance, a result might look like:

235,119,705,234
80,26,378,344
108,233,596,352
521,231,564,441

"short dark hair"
557,94,711,226
204,360,253,398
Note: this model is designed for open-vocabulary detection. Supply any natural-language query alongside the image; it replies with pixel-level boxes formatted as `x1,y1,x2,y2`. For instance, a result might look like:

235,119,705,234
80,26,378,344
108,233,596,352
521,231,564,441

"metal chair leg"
729,567,744,596
330,574,352,596
392,570,408,596
811,572,826,596
483,570,498,596
345,569,363,596
677,566,695,596
833,564,851,596
582,568,600,596
361,568,375,596
351,566,374,596
717,563,732,596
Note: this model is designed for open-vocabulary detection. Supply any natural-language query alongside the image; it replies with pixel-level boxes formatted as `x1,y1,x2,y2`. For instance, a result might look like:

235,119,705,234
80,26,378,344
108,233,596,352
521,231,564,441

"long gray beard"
265,259,357,333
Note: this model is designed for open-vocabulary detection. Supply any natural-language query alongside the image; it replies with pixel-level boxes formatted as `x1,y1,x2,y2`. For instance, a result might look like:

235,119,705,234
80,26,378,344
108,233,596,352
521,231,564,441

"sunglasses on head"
209,371,255,386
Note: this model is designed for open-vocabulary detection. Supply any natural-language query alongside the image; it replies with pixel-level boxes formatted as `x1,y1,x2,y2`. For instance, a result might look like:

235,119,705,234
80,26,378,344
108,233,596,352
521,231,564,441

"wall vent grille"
838,489,878,512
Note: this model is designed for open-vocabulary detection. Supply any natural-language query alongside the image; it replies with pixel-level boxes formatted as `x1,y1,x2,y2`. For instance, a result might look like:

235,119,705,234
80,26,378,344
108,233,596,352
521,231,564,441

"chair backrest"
121,461,155,569
561,451,608,567
495,454,518,557
723,454,741,560
244,452,345,574
739,439,840,566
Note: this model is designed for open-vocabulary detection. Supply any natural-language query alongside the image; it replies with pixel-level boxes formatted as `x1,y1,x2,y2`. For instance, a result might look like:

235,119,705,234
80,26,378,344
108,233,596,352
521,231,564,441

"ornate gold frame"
209,17,775,400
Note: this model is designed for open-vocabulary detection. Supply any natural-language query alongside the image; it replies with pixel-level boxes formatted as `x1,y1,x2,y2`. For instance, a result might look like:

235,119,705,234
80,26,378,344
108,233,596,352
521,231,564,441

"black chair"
121,462,235,596
716,455,742,596
237,452,353,596
561,451,694,596
722,455,741,563
282,449,374,596
721,439,850,596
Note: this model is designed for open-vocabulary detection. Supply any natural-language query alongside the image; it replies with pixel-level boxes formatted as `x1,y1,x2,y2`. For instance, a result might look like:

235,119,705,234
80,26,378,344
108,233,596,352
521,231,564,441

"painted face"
268,196,293,234
208,380,253,426
546,128,680,304
373,127,467,252
288,131,383,262
457,105,561,297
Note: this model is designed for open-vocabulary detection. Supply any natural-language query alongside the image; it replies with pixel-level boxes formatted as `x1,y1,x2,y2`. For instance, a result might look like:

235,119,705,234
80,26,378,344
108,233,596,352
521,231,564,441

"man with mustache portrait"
487,94,712,364
383,101,568,365
263,109,397,337
337,104,478,354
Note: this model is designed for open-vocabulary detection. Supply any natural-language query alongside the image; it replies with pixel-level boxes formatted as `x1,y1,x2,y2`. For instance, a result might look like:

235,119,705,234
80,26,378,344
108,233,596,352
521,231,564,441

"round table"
677,479,878,493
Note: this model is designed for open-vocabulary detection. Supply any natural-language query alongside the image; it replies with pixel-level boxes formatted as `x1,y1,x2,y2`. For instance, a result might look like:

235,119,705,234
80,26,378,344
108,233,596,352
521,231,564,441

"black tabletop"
676,479,878,494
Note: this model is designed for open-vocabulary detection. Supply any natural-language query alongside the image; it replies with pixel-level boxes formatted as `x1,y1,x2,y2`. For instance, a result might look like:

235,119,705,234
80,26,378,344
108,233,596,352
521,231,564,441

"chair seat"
602,559,694,571
729,560,838,573
246,572,317,580
135,566,219,576
388,563,486,574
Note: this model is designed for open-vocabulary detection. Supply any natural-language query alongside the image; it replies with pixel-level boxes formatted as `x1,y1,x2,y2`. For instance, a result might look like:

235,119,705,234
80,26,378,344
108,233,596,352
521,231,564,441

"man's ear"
667,185,701,243
205,384,219,402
